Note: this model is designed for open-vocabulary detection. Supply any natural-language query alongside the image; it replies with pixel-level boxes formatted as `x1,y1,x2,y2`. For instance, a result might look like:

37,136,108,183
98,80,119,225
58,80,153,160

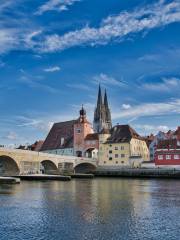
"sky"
0,0,180,146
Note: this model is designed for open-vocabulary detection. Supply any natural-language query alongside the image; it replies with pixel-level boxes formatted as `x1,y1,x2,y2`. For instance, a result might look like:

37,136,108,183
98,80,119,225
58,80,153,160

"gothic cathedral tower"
93,85,112,133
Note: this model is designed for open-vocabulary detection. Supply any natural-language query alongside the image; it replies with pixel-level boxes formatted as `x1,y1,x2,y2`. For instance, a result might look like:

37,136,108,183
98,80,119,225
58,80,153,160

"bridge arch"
0,155,20,176
84,147,98,158
74,162,97,173
40,160,59,175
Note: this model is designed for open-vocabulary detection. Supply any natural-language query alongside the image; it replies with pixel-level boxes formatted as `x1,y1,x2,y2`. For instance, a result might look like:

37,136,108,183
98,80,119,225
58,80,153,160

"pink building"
74,106,99,158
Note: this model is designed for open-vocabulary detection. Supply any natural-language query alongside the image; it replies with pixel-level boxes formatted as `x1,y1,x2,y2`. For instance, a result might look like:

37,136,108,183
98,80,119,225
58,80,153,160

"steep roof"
106,125,142,143
85,133,99,141
41,120,77,151
157,139,180,149
31,140,44,151
143,134,155,147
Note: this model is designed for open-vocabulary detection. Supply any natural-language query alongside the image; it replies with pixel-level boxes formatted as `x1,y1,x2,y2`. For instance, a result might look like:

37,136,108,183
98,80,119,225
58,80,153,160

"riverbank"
17,174,71,181
0,177,20,184
94,168,180,178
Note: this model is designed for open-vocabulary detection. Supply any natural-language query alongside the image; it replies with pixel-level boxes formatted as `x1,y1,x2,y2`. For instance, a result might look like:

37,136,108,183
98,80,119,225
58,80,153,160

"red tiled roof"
157,139,179,149
31,141,44,151
85,133,99,141
40,120,77,151
106,125,143,143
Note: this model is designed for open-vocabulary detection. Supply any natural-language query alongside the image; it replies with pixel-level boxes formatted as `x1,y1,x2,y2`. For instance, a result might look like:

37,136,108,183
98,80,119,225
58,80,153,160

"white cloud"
1,1,180,55
0,29,19,54
17,116,54,132
134,124,170,134
142,77,180,91
36,0,81,15
0,0,17,12
93,73,126,87
44,66,61,72
39,1,180,53
122,104,131,110
112,99,180,120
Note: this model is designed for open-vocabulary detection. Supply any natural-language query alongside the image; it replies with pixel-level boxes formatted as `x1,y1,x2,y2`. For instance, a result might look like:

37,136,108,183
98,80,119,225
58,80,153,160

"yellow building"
98,125,149,167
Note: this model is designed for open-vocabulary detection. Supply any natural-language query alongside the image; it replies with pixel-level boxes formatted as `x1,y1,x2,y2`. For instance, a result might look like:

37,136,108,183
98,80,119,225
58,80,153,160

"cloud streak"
93,73,126,87
141,77,180,91
44,66,61,72
134,124,170,134
1,1,180,55
39,0,180,53
112,99,180,120
36,0,81,15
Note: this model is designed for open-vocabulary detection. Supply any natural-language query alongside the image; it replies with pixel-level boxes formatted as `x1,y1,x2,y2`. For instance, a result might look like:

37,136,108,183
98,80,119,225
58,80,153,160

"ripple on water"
0,179,180,240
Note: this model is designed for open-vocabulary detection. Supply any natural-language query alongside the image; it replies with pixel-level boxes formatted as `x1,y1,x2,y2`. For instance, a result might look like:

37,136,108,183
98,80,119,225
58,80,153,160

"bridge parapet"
0,148,98,176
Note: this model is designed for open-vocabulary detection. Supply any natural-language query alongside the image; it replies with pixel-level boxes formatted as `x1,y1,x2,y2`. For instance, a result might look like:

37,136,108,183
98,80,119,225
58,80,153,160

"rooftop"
106,125,143,144
40,120,77,151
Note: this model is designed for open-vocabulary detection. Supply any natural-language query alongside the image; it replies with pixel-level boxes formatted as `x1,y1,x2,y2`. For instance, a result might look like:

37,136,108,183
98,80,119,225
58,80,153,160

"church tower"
74,105,93,157
93,85,112,133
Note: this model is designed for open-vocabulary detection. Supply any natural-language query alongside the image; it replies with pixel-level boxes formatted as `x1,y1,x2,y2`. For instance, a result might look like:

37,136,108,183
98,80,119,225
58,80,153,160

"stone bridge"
0,148,98,176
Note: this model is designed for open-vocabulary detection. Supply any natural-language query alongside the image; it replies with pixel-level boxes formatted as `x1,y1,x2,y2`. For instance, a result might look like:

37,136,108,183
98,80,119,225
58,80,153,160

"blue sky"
0,0,180,146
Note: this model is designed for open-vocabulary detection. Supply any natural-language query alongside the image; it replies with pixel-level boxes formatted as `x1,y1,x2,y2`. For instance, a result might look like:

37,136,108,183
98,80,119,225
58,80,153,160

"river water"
0,178,180,240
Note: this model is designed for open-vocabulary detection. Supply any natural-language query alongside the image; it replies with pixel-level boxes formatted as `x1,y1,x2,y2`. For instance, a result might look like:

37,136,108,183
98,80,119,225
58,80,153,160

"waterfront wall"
95,167,180,178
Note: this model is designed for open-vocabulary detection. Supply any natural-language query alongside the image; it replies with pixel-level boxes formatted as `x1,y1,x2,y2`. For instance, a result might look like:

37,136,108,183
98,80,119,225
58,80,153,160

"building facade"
149,126,180,162
98,125,149,167
155,139,180,166
40,120,76,156
149,131,166,161
73,106,99,158
155,127,180,166
41,106,99,159
41,86,112,158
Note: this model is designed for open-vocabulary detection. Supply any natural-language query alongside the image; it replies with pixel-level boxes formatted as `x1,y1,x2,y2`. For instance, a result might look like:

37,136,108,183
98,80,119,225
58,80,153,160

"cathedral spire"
104,89,109,108
97,84,102,107
93,86,112,133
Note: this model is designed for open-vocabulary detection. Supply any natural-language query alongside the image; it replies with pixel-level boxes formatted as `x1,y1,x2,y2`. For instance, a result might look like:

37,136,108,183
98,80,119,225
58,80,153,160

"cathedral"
40,86,112,158
93,85,112,133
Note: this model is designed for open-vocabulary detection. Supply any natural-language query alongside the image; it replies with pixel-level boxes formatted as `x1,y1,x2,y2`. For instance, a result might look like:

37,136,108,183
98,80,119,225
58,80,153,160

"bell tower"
74,106,93,157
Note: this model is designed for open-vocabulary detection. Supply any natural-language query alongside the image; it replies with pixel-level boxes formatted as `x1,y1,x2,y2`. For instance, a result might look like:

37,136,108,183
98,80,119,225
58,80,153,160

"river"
0,178,180,240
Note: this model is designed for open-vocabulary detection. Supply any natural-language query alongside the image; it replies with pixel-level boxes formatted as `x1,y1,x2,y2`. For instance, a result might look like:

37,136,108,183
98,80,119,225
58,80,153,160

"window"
121,161,124,164
109,157,112,161
121,154,125,158
61,137,64,146
104,161,106,164
158,155,163,160
76,128,81,133
109,150,112,154
116,161,118,164
166,155,171,160
115,146,118,150
115,154,118,158
174,155,179,160
121,146,124,150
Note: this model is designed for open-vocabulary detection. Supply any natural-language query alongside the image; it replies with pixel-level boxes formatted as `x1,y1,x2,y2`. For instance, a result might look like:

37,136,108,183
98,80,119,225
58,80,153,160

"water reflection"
0,179,180,240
